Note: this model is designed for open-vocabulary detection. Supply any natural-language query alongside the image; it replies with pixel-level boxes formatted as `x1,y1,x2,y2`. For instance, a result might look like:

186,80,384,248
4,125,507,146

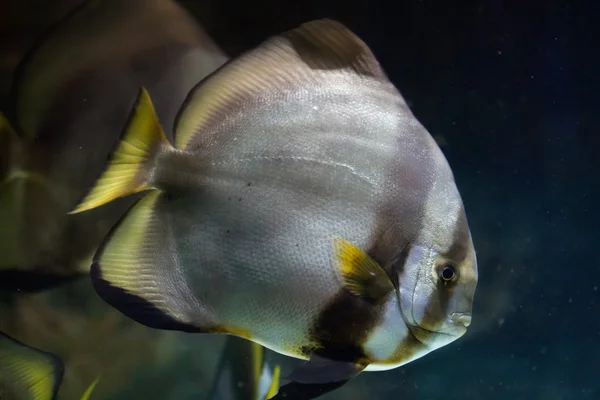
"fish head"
395,157,478,350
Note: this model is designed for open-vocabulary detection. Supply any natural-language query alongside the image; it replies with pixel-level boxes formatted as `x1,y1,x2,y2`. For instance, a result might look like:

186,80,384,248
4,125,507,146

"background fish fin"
207,352,235,400
208,337,269,400
174,19,389,149
0,175,63,280
0,269,83,292
0,111,19,183
284,353,367,384
0,332,64,400
263,365,281,400
70,87,172,214
0,110,18,145
91,191,205,333
334,237,395,300
80,376,100,400
269,380,350,400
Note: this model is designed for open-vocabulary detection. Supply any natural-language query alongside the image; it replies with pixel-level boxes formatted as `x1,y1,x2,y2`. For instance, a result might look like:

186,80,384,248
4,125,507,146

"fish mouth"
407,324,465,348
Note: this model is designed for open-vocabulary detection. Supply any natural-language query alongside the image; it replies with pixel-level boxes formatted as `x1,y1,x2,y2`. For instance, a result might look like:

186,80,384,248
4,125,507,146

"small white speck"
497,50,502,55
568,298,573,303
313,105,319,111
593,286,597,291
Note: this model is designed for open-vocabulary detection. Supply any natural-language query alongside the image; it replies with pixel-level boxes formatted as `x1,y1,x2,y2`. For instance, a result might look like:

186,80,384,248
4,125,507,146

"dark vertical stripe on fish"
306,289,385,363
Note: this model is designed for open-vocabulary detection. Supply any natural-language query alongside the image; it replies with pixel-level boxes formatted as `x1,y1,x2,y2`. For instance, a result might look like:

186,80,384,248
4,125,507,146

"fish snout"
451,312,472,328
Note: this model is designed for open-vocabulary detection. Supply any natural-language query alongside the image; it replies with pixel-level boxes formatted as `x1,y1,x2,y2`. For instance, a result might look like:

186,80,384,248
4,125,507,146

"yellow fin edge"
333,237,394,300
69,87,169,214
80,376,101,400
265,365,281,400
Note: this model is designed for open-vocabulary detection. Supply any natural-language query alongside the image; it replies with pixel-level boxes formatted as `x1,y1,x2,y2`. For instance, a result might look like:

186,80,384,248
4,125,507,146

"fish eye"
439,263,457,282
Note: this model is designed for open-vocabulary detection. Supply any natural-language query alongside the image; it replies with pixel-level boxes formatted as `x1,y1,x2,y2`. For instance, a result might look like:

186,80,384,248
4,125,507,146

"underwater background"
0,0,597,399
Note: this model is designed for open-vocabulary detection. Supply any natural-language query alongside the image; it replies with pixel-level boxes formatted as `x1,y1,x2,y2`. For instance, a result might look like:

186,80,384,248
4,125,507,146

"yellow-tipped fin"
69,87,171,214
264,365,281,400
91,190,201,332
80,376,100,400
333,237,394,300
0,332,64,400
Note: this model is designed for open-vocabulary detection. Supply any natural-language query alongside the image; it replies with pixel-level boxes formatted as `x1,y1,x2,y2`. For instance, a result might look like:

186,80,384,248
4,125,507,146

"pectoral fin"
333,237,394,301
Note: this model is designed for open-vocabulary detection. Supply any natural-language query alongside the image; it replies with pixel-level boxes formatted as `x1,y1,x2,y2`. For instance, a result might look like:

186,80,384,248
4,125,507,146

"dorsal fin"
174,19,389,149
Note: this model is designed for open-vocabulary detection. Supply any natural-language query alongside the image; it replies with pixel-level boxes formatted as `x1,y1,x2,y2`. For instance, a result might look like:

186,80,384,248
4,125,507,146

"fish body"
74,19,478,397
0,0,227,290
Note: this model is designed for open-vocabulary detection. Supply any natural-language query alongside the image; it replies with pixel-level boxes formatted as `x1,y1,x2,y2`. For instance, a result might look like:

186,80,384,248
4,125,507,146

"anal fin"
91,191,205,333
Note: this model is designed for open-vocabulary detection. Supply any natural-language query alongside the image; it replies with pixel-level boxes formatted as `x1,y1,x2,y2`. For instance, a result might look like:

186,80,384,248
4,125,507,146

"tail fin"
69,87,172,214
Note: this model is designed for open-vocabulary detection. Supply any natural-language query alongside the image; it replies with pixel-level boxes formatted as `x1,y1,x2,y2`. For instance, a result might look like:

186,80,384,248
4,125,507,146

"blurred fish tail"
69,87,173,214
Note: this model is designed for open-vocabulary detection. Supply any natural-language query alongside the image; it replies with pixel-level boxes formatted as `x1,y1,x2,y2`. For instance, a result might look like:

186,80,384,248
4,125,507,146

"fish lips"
409,321,467,349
